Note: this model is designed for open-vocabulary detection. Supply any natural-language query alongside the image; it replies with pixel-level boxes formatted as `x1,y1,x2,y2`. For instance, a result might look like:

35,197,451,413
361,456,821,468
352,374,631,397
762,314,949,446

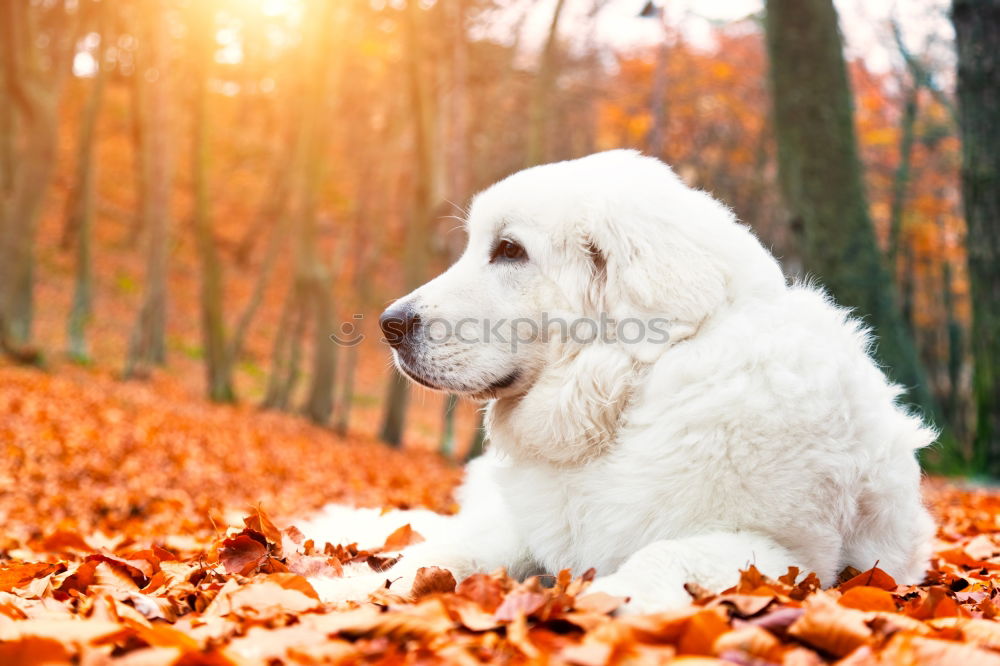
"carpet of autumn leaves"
3,366,1000,665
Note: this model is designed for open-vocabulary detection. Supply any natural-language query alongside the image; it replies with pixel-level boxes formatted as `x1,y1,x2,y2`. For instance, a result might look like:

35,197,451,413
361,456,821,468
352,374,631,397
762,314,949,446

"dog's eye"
491,239,527,264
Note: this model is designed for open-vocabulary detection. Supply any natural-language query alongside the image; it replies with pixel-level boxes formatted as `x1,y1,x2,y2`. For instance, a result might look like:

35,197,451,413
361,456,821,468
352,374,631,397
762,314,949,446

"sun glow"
257,0,299,18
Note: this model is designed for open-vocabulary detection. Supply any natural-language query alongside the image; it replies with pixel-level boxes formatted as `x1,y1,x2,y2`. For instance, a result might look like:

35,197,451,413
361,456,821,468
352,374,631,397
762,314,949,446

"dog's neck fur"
485,341,651,467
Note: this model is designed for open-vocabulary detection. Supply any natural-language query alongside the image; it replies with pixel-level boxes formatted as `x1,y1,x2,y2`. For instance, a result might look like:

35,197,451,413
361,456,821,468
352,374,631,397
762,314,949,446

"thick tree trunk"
380,371,411,446
764,0,936,416
297,0,344,425
125,0,171,378
0,2,77,352
67,20,109,362
303,273,337,424
952,0,1000,472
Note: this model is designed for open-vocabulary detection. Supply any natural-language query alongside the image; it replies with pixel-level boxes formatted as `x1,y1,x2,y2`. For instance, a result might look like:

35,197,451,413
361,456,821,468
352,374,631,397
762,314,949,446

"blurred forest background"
0,0,997,473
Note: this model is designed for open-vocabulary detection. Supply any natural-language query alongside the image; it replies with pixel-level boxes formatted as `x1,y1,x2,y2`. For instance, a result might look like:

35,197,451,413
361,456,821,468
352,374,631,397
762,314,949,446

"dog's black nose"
379,302,421,349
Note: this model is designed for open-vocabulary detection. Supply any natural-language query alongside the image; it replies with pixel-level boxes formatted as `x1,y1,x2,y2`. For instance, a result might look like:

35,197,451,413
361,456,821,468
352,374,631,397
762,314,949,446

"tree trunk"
440,393,459,457
940,260,967,450
380,370,411,446
764,0,936,416
297,0,344,425
127,20,149,249
125,0,172,378
190,3,235,402
466,410,486,461
259,0,342,421
952,0,1000,472
227,208,289,368
303,274,337,424
232,131,295,267
334,343,358,436
379,0,438,446
526,0,567,167
0,1,78,353
67,14,109,362
263,281,307,411
888,85,918,269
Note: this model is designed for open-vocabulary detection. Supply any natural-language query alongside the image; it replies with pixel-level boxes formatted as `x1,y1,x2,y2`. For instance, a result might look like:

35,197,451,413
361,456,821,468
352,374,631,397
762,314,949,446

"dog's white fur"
304,151,935,613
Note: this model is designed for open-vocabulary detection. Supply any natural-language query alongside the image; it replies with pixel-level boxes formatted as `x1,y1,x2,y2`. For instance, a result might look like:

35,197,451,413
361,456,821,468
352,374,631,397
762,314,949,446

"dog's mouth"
394,352,521,398
394,355,445,391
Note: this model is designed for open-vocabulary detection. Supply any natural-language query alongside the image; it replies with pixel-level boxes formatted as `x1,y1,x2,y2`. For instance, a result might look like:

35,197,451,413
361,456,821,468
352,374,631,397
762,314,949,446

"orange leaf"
839,566,897,592
0,637,70,665
457,573,505,612
838,586,897,612
0,563,61,593
244,506,282,545
382,523,424,551
678,609,730,655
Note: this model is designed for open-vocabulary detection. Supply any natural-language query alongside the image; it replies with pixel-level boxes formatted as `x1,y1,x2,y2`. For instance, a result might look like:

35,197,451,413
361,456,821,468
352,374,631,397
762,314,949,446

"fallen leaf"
839,586,897,612
839,567,897,592
219,535,267,576
410,567,456,598
494,591,547,622
382,523,424,551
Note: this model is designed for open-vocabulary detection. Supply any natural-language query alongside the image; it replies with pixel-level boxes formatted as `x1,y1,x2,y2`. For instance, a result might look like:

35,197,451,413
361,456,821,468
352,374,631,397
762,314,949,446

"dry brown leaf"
456,572,506,612
788,593,873,657
218,534,267,576
410,566,456,598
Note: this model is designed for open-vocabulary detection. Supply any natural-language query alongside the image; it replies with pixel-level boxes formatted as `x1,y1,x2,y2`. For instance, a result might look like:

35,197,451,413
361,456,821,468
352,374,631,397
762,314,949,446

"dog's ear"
580,222,727,363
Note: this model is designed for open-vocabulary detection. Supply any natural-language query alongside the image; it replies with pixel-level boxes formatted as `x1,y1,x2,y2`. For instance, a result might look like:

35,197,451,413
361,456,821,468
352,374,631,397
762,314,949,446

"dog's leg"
309,455,530,604
586,532,800,614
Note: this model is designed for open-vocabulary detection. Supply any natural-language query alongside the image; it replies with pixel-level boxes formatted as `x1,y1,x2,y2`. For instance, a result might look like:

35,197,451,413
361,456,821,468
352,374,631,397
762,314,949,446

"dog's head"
380,150,783,463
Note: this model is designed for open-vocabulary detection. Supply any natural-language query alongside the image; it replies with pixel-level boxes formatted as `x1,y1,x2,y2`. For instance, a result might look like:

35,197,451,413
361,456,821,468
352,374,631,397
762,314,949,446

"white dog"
305,150,935,613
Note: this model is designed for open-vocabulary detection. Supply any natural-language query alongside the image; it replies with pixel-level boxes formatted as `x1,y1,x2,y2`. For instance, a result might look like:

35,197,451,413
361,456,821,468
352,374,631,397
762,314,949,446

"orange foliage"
2,365,1000,663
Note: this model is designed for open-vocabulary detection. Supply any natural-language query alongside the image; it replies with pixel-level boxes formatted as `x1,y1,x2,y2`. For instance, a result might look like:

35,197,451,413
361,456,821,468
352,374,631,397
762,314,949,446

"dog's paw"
585,574,693,615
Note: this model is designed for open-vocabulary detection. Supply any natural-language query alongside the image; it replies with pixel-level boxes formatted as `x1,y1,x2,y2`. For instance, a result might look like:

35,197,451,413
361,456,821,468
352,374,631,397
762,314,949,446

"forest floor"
3,363,1000,665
